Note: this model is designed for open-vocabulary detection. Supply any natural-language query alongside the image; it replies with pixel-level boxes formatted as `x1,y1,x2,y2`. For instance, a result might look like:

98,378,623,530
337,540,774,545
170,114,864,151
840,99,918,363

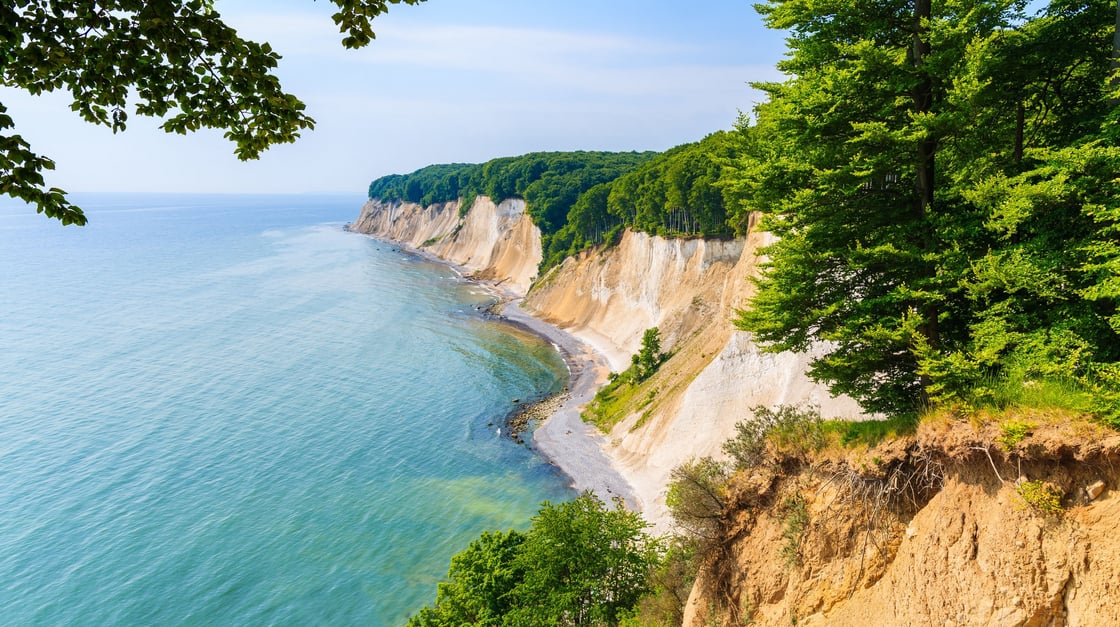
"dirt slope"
683,421,1120,626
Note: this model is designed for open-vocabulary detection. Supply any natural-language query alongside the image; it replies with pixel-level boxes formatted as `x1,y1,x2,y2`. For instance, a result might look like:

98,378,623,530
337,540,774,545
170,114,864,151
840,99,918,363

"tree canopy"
731,0,1120,417
367,151,658,232
0,0,425,225
407,493,660,626
366,135,744,272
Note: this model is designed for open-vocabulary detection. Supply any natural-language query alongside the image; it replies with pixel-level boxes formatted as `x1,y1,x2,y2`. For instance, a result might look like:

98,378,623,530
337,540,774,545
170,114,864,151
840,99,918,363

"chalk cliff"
351,197,865,529
522,227,865,528
350,197,542,295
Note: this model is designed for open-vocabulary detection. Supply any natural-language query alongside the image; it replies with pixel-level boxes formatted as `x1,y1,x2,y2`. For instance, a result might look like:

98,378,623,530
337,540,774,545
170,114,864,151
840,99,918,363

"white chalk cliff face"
351,197,865,527
522,228,865,527
351,197,542,295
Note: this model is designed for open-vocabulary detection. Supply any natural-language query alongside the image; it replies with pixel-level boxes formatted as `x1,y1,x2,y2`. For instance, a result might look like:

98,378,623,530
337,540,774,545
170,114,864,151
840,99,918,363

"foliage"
540,132,742,270
997,420,1036,449
406,530,525,626
1015,479,1065,514
604,131,738,239
367,135,743,273
633,328,664,382
409,493,660,627
583,328,664,430
366,151,656,232
1,0,424,225
621,537,699,627
778,493,809,567
732,0,1120,417
723,404,827,470
508,494,660,626
666,457,729,541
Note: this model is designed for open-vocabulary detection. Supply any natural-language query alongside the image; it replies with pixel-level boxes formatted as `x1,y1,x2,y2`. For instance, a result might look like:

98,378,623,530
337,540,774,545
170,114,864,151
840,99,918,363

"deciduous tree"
1,0,425,224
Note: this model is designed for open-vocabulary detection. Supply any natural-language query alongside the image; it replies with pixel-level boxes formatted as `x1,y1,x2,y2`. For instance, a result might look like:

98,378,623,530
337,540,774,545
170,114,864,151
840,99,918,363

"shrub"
997,420,1036,449
723,404,825,469
778,493,809,567
666,457,729,541
1016,480,1064,515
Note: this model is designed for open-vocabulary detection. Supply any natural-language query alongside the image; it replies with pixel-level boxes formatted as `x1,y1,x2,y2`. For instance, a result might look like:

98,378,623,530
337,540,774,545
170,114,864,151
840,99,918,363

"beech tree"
732,0,1119,415
0,0,425,225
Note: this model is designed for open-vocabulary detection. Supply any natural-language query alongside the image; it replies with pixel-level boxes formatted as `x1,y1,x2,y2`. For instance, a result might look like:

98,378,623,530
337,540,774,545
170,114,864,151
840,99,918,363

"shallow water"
0,193,572,625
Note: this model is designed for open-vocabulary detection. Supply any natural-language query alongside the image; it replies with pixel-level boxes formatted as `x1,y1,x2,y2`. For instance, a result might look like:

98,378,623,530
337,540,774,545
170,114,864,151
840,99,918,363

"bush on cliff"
408,492,660,626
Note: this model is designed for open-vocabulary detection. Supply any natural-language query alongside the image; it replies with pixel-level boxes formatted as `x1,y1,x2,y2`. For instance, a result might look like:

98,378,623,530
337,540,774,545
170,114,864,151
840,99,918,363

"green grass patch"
583,375,647,430
997,419,1036,449
823,414,918,448
970,373,1096,415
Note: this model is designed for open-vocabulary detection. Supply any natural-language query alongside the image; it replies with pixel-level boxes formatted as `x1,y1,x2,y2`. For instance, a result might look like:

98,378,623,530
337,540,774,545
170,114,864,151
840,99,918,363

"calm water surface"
0,193,572,625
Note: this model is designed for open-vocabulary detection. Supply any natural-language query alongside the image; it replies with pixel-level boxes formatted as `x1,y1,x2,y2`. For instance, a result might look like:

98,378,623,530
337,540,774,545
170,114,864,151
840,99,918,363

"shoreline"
346,226,640,510
498,299,639,509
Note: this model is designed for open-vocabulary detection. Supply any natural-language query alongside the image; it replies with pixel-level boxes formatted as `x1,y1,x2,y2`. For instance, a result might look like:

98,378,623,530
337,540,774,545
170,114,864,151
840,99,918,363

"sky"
0,1,789,195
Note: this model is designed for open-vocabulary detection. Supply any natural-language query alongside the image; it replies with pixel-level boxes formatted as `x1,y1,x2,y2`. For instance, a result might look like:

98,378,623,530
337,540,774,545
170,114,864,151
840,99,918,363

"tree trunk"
911,0,941,353
1014,101,1025,164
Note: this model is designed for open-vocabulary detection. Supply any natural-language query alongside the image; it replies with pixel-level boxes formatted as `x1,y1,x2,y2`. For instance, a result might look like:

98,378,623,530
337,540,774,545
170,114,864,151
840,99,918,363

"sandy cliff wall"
522,228,865,526
682,423,1120,627
350,197,542,295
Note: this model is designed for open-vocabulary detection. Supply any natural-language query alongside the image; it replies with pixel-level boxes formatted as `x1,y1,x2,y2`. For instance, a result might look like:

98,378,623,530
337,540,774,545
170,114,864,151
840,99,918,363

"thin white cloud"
228,14,680,62
3,7,786,194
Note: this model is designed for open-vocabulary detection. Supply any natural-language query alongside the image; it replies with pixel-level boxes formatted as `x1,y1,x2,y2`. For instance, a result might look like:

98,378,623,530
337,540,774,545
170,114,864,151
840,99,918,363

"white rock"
1085,480,1106,500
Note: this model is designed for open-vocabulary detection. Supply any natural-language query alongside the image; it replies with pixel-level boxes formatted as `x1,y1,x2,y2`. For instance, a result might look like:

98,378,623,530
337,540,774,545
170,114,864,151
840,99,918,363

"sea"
0,193,574,625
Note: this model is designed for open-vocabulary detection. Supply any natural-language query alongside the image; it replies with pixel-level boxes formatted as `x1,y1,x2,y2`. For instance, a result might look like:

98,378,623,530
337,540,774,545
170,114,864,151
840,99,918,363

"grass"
583,374,649,430
967,371,1096,416
997,419,1036,449
824,414,918,448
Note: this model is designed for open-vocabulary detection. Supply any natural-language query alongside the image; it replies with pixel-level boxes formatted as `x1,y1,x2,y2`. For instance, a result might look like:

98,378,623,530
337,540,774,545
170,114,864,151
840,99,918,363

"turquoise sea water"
0,194,573,625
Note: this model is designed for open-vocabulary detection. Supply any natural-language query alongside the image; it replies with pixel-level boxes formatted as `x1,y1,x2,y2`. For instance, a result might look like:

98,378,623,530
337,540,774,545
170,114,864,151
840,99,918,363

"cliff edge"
682,419,1120,626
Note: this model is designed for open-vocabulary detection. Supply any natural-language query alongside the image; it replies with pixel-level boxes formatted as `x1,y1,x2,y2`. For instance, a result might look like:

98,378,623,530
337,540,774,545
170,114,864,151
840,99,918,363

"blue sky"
0,1,787,195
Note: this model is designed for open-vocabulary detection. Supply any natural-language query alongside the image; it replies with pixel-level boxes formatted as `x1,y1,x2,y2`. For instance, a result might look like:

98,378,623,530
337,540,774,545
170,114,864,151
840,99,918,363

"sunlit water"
0,194,572,625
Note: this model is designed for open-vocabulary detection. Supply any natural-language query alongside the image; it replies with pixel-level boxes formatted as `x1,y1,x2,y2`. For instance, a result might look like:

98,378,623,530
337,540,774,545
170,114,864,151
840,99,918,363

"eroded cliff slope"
523,227,864,526
350,197,542,295
682,420,1120,627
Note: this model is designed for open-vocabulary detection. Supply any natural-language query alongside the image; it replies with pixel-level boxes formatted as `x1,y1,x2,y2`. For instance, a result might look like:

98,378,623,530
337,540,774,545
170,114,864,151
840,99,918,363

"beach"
499,299,639,509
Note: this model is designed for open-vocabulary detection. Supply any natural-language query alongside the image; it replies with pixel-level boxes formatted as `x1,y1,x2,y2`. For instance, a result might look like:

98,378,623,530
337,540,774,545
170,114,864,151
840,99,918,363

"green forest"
731,0,1119,420
366,133,741,270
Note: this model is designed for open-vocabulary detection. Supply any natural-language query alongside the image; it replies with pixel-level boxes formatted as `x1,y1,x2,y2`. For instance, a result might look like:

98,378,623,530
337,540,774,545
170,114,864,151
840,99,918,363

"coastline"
346,226,640,511
498,299,639,509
